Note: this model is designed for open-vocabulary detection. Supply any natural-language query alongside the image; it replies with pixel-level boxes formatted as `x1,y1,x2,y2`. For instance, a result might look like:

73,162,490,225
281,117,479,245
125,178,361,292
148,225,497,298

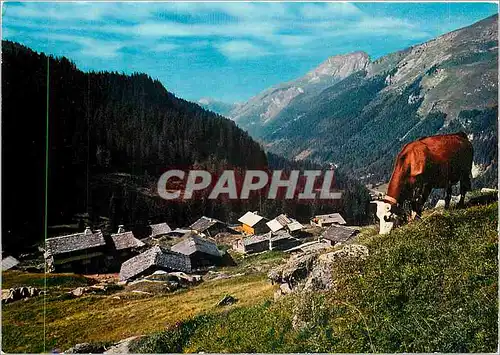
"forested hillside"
231,15,498,187
2,41,370,252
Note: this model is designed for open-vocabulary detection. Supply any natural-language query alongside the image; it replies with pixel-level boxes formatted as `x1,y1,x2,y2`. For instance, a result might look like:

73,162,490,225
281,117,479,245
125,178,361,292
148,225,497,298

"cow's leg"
458,174,471,208
444,184,452,209
413,184,431,218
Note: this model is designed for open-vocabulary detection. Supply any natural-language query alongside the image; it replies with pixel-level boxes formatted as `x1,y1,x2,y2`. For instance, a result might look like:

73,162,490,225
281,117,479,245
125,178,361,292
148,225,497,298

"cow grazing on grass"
381,132,473,226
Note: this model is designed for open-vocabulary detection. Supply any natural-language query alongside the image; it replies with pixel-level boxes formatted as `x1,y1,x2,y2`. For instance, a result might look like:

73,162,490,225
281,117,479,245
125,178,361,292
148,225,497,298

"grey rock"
64,342,105,353
216,294,238,307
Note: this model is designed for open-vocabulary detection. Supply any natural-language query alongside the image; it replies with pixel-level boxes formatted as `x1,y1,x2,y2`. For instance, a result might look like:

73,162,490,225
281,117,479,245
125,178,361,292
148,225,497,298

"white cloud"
216,40,270,59
2,2,432,60
300,2,362,19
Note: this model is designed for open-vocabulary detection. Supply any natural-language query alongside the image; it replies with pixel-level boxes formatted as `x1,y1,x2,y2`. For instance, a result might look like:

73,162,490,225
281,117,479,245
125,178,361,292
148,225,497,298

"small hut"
119,246,191,281
238,211,268,235
171,235,222,269
149,223,172,238
111,225,145,264
189,216,227,237
45,227,107,273
233,232,272,254
310,213,346,227
320,225,359,246
266,214,304,234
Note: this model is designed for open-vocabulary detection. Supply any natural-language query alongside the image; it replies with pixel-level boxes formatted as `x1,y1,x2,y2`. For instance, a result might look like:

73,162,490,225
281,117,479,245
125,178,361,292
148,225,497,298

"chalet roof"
242,232,272,246
321,225,358,244
150,223,172,237
119,246,191,281
2,256,20,271
111,231,145,250
167,228,192,236
238,211,264,227
189,216,224,233
287,219,304,232
45,228,105,255
266,219,284,232
312,213,346,225
267,214,303,232
171,235,221,257
271,230,294,242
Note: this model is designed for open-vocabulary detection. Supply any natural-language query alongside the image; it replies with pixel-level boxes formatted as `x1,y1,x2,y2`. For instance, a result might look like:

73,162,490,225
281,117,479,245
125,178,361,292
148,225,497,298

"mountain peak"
307,51,371,80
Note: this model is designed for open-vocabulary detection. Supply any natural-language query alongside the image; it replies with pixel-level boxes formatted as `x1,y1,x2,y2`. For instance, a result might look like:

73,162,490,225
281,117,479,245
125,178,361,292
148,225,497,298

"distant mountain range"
198,97,240,117
229,15,498,187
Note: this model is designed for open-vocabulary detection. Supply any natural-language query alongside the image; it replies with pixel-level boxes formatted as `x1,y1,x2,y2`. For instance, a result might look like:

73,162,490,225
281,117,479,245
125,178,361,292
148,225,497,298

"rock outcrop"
269,244,369,297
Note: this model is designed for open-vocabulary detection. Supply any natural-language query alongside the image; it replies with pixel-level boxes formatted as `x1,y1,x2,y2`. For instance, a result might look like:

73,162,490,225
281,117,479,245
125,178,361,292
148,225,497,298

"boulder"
304,244,369,292
104,336,143,354
70,287,86,297
64,342,105,354
216,294,238,306
268,251,317,286
269,244,370,294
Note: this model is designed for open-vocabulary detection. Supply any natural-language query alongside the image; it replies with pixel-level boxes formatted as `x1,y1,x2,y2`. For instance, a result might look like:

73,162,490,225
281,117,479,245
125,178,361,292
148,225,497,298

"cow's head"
371,200,399,234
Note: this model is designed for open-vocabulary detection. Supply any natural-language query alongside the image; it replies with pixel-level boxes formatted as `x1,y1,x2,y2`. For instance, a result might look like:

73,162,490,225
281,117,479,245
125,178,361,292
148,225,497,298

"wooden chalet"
238,211,268,235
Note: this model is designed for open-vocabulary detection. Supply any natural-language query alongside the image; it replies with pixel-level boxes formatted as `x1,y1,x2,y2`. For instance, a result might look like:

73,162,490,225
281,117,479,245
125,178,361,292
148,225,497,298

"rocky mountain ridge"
230,15,498,186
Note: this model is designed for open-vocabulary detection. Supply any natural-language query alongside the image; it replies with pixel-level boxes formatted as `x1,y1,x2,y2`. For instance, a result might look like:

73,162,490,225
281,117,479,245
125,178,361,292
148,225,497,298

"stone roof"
238,211,264,227
111,231,145,250
119,246,191,281
321,225,358,244
171,235,221,257
271,230,294,242
2,256,20,271
189,216,223,233
287,219,304,232
312,213,346,225
267,214,304,232
167,228,192,236
242,232,272,246
45,228,106,255
150,223,172,237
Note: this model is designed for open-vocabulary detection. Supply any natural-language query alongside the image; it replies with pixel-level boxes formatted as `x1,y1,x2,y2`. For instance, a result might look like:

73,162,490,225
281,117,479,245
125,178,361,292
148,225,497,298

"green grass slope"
132,203,498,353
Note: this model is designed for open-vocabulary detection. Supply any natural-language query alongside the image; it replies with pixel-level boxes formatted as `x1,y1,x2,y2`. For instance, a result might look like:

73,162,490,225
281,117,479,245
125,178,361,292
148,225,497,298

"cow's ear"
409,146,427,176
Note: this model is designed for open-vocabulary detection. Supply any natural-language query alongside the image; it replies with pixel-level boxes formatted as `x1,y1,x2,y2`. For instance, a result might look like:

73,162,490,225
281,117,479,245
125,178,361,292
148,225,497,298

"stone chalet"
119,245,191,281
45,227,108,273
189,216,227,237
111,225,145,264
233,230,301,254
320,225,359,246
266,214,304,234
310,213,346,227
171,235,222,269
149,223,172,238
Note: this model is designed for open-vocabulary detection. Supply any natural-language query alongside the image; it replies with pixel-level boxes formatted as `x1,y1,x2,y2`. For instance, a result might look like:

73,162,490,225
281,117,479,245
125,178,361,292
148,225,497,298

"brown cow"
384,132,473,219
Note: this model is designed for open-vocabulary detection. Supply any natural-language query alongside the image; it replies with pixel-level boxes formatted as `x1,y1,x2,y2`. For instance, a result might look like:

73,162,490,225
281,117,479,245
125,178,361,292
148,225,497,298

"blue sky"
2,2,498,103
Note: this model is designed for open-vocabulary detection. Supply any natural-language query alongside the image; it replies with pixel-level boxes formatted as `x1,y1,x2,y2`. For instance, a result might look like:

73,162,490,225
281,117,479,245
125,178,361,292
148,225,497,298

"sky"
2,2,498,103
